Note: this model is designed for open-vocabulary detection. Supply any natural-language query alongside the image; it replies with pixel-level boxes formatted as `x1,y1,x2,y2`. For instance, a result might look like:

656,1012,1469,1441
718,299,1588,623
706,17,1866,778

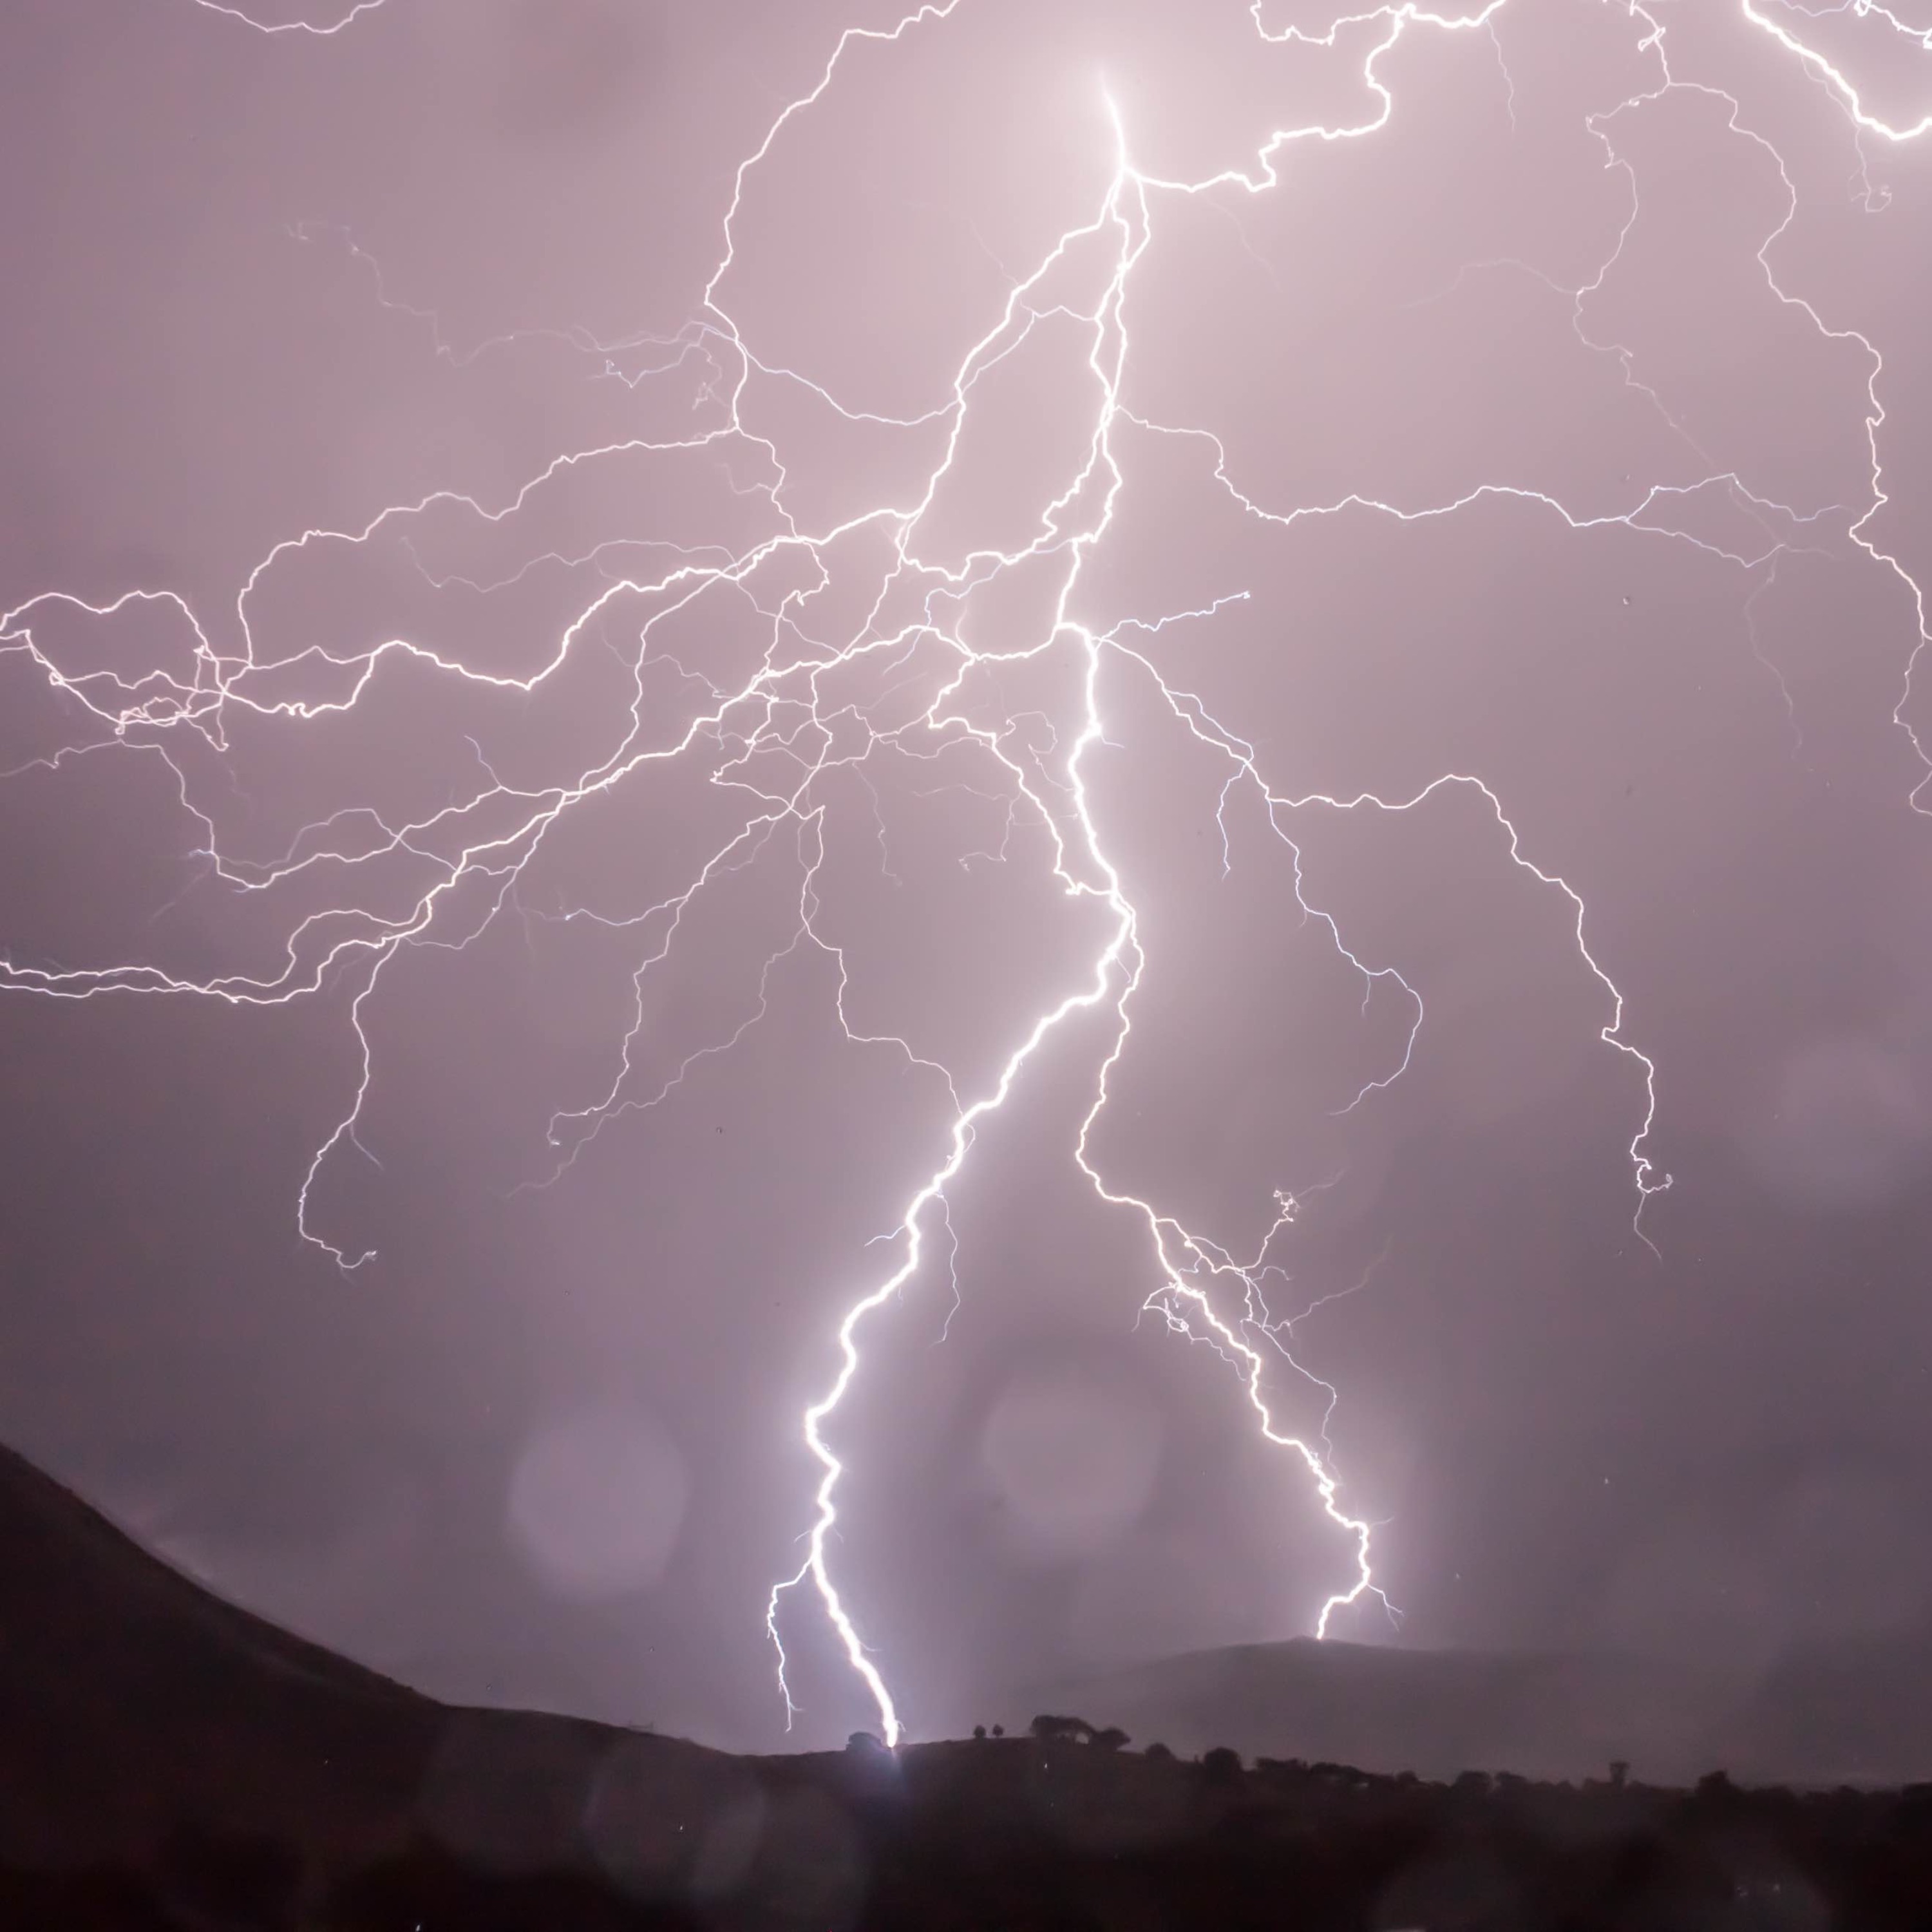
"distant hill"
997,1627,1932,1788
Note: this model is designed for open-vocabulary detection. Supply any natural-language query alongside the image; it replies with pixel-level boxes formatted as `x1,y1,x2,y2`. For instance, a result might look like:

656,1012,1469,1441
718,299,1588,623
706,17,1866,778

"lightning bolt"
1736,0,1932,806
5,0,1925,1751
1743,0,1932,142
188,0,391,35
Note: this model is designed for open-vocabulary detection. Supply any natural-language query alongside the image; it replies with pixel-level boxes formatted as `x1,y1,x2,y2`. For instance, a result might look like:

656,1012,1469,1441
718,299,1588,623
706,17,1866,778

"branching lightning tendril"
189,0,392,36
5,0,1926,1748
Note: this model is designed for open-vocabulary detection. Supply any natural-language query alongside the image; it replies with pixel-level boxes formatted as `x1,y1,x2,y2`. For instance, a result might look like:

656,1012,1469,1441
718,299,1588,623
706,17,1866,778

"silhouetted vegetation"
1028,1710,1094,1742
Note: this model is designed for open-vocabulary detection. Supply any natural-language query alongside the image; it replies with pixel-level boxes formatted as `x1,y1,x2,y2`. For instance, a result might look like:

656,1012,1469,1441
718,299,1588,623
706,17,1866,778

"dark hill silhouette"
0,1439,732,1884
15,1437,1932,1929
0,1437,435,1867
1001,1625,1932,1789
996,1638,1714,1786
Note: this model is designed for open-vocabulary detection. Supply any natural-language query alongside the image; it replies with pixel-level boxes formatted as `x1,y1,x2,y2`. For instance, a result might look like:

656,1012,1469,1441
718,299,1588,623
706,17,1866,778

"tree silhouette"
1030,1713,1092,1743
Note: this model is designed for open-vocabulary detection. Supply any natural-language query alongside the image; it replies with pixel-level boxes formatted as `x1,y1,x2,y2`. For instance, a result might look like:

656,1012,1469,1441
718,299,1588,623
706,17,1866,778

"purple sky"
5,0,1932,1757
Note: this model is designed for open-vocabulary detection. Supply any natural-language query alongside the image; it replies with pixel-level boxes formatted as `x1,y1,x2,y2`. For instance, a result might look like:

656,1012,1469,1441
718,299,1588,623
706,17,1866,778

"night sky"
5,0,1932,1761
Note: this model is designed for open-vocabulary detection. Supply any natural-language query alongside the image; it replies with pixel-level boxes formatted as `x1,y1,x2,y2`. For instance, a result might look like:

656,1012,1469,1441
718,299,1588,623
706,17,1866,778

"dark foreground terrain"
8,1441,1932,1929
23,1743,1932,1931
